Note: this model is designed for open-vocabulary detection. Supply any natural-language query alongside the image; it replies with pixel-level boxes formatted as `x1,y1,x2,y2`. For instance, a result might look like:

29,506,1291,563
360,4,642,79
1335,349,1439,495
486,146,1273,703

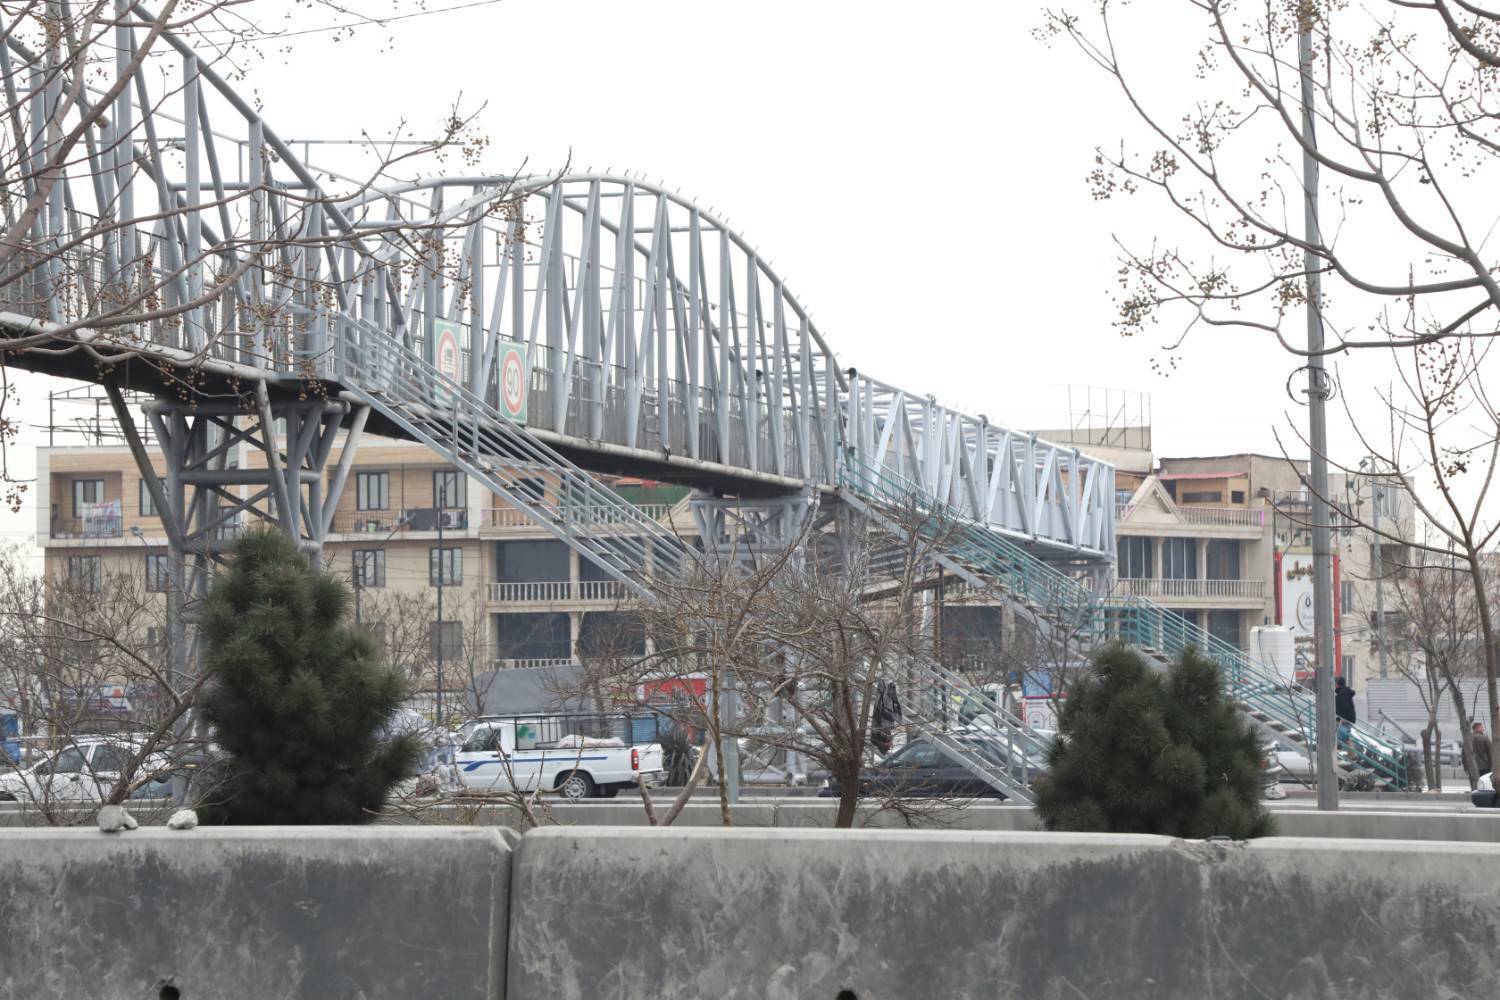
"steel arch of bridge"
0,4,1114,560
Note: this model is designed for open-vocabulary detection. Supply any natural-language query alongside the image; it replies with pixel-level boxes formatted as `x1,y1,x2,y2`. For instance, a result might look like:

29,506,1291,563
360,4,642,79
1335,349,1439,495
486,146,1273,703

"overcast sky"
3,0,1383,544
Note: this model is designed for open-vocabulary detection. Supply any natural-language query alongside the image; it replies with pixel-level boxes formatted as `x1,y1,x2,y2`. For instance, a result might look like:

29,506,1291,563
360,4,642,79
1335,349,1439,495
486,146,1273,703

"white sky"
2,0,1385,544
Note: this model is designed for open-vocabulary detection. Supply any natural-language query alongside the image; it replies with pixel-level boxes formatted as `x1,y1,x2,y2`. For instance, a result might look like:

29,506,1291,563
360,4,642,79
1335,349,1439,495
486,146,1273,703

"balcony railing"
330,508,468,535
1115,501,1264,528
482,502,673,529
490,657,576,671
50,515,123,539
1175,506,1264,528
1116,578,1267,601
488,580,571,603
578,579,629,602
485,579,633,603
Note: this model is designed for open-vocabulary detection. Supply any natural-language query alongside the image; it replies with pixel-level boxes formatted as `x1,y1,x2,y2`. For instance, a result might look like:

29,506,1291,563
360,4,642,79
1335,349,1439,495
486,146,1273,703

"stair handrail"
837,449,1409,786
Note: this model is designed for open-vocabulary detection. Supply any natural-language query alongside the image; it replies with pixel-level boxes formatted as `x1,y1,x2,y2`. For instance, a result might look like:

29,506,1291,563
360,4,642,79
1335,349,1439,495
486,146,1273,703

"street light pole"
435,481,446,729
1372,475,1387,681
1299,20,1339,811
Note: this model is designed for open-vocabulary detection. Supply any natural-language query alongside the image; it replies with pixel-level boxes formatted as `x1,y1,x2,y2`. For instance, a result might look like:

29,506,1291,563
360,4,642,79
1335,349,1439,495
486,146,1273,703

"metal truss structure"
0,4,1112,563
1,6,1404,795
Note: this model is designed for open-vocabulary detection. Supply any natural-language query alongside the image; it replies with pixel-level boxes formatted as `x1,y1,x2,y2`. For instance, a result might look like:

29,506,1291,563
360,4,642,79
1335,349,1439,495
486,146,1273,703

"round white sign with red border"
499,342,528,422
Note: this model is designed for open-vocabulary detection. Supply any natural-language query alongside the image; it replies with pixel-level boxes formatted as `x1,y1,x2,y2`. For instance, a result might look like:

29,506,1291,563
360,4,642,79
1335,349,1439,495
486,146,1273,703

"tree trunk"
709,666,732,827
1421,721,1439,791
1463,555,1500,755
1447,678,1479,789
834,767,860,828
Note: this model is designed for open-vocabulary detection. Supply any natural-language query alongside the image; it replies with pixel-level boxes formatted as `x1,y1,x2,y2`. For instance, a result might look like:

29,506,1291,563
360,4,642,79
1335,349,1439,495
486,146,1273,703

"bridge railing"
841,371,1115,556
839,451,1410,786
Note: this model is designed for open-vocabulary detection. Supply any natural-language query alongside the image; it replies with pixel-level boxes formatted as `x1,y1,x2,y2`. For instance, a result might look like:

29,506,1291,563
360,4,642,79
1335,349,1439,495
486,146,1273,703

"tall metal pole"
1300,22,1340,811
436,484,446,727
1372,476,1387,680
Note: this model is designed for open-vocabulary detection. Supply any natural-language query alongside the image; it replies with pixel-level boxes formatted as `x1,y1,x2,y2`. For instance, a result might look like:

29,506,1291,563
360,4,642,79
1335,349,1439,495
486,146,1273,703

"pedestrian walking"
1472,722,1492,777
1335,676,1357,726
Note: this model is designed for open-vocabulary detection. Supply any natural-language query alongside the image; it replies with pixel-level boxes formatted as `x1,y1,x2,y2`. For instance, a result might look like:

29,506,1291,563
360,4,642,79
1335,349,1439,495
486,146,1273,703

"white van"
453,715,664,800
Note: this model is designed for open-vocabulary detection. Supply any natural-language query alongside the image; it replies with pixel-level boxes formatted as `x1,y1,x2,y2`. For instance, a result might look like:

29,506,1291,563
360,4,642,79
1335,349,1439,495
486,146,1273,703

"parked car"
0,737,172,804
703,738,809,787
452,714,665,800
816,737,1022,801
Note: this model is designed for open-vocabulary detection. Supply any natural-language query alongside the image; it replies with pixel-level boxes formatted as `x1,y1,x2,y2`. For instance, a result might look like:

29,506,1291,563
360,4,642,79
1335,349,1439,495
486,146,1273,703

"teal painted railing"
838,451,1409,788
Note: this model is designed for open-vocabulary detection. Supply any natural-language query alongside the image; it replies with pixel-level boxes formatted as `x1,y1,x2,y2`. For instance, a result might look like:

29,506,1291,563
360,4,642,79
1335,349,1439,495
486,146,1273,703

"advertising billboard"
1276,549,1342,683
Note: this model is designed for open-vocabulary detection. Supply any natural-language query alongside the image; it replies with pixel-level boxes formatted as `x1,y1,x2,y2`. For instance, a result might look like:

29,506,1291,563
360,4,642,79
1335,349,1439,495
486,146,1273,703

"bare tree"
1383,549,1470,786
1044,0,1500,742
0,543,206,823
577,499,987,829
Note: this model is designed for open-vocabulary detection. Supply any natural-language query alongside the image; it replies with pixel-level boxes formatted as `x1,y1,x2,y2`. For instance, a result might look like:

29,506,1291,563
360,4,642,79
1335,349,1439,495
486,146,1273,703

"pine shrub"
1035,641,1274,839
198,528,419,823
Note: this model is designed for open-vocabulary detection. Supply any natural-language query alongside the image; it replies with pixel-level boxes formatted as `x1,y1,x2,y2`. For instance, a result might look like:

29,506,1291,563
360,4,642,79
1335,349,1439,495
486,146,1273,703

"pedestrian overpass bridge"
0,5,1409,795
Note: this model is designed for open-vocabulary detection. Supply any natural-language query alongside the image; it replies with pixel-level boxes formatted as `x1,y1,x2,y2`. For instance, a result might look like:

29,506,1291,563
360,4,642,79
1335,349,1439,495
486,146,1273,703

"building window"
1341,654,1355,683
1207,610,1240,649
430,620,464,660
430,547,463,586
67,556,101,593
145,554,170,592
356,471,390,511
72,479,104,517
1230,490,1246,504
433,469,466,508
495,612,571,661
1117,536,1154,579
145,626,163,653
1162,538,1198,580
1206,539,1239,581
579,611,647,658
1340,580,1354,611
139,478,165,517
496,539,569,583
353,549,386,588
1181,491,1223,504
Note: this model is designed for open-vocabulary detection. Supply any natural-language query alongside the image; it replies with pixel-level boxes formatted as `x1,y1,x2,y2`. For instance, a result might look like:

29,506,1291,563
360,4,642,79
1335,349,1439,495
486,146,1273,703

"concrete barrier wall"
377,798,1500,841
6,824,1500,999
509,828,1500,1000
10,797,1500,841
0,827,512,1000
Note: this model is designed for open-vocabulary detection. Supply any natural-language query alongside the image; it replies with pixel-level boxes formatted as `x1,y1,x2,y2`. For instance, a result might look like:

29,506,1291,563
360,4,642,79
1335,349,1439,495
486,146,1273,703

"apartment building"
35,434,690,705
1110,455,1295,650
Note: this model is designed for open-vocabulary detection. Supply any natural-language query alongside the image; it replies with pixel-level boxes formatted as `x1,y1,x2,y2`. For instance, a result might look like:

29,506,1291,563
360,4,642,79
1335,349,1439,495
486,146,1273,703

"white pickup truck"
452,715,665,800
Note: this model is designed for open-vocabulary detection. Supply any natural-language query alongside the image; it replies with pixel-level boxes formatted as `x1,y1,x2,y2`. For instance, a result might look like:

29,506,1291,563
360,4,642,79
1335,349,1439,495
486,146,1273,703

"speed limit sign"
497,341,529,423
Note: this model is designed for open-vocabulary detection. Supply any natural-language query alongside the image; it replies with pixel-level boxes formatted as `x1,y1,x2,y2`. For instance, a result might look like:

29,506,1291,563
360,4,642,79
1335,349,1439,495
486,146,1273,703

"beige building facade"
36,436,690,702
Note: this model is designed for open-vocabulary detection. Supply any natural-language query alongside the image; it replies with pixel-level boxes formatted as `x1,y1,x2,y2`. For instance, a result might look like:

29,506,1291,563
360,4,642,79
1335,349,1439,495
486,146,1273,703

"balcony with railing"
1115,577,1267,603
1175,506,1265,528
1115,500,1264,529
481,502,673,530
329,507,470,536
486,578,633,605
49,514,124,540
488,580,571,603
489,657,576,671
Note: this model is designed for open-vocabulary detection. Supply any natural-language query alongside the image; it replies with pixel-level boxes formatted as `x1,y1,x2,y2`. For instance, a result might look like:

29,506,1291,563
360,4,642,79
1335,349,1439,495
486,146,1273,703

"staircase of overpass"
0,5,1406,798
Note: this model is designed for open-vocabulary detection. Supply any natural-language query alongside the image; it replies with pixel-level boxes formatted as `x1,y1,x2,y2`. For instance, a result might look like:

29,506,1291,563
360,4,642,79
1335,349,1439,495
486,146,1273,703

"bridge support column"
688,488,817,570
687,488,819,804
105,388,369,785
